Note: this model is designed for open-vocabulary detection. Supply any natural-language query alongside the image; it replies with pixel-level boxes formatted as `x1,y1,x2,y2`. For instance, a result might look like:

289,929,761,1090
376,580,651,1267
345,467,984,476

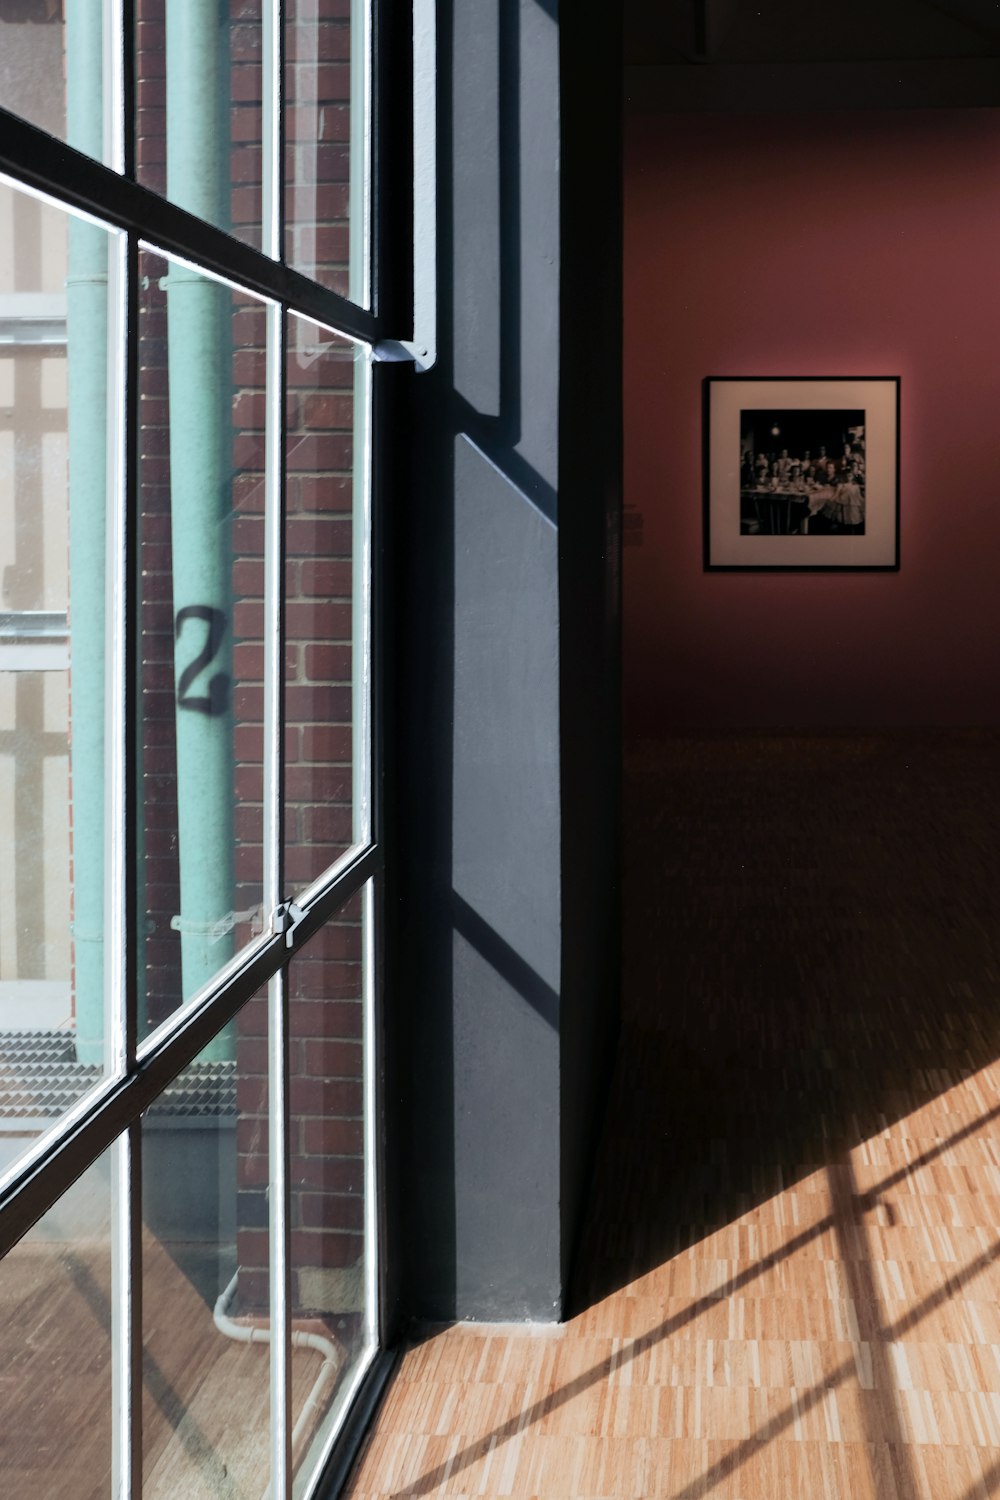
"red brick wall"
137,260,182,1030
234,318,361,1319
134,0,364,1325
286,0,353,294
236,900,365,1322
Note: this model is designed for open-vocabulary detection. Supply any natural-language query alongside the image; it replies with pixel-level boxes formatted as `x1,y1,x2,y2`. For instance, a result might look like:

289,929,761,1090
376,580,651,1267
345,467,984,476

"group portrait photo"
703,376,900,571
740,408,866,537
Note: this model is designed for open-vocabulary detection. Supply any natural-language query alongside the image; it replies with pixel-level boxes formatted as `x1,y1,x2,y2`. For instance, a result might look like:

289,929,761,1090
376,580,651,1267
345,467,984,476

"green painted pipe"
166,0,235,1058
165,0,230,230
65,0,107,1066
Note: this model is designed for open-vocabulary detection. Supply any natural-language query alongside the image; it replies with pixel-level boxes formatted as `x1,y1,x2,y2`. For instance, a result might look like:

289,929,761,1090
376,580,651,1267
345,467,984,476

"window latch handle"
274,900,307,949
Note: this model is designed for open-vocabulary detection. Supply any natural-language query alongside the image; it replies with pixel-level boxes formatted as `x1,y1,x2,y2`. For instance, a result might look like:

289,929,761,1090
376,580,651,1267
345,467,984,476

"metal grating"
0,1030,236,1119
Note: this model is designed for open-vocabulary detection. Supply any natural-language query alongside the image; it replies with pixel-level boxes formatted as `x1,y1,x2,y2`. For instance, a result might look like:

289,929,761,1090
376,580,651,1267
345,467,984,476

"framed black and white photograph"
704,377,900,570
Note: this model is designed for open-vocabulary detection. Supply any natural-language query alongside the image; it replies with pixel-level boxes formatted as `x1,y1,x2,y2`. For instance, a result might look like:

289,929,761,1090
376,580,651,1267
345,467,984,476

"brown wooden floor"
0,1224,338,1500
346,732,1000,1499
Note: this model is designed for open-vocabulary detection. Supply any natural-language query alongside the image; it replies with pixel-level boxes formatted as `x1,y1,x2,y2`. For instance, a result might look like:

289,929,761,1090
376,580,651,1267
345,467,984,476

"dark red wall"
625,107,1000,732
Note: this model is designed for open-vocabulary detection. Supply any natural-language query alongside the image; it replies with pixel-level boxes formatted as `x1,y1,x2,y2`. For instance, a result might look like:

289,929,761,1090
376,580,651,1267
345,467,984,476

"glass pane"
0,181,118,1177
0,0,110,167
284,316,369,896
136,0,264,250
138,250,269,1039
0,1150,113,1499
289,883,372,1493
143,994,270,1498
285,0,370,303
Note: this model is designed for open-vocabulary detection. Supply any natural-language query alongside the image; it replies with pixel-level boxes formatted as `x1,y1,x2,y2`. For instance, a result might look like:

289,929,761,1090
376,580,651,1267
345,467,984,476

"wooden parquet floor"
0,1224,334,1500
346,731,1000,1499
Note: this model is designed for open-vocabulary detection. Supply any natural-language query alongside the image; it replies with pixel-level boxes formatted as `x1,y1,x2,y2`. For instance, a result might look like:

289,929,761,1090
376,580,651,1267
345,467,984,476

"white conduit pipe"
213,1272,343,1462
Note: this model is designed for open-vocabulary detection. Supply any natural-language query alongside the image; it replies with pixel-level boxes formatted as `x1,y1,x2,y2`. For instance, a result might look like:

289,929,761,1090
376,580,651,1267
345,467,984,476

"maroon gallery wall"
625,107,1000,733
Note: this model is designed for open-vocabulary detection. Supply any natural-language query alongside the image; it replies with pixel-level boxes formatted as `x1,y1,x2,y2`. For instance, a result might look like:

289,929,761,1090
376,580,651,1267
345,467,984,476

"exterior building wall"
133,0,363,1321
0,179,71,1010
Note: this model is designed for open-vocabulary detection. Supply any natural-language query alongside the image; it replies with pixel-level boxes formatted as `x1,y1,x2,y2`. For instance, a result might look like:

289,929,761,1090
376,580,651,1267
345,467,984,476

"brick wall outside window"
134,0,364,1328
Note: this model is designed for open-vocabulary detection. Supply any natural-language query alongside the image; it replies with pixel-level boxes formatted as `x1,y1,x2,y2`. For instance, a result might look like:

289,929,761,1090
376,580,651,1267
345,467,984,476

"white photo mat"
705,377,899,570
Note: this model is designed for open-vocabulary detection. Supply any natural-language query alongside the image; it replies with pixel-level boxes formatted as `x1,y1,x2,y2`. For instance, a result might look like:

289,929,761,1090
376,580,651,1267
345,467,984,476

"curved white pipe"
213,1272,343,1461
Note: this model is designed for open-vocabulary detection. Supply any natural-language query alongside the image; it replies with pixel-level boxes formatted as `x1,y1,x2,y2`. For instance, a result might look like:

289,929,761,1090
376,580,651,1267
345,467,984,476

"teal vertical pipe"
65,0,107,1065
348,0,369,309
166,0,235,1058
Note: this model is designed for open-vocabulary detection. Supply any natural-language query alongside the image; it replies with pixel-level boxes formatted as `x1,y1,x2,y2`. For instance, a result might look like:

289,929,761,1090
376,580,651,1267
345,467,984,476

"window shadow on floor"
570,729,1000,1313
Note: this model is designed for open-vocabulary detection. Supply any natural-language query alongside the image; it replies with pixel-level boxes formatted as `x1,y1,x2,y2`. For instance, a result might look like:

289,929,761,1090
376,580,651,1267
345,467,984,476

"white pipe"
213,1271,343,1470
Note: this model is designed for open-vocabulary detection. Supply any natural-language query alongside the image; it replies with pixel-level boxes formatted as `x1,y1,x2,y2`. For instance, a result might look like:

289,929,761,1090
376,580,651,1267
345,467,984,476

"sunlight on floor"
346,1058,1000,1499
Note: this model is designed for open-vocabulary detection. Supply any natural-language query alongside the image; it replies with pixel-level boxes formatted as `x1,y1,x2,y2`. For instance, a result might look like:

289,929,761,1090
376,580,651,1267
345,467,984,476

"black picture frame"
703,376,900,571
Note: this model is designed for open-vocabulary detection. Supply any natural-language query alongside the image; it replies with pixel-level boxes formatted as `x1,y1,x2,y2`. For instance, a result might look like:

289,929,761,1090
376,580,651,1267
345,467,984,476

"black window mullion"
0,0,395,1481
120,0,136,179
0,839,380,1262
0,106,384,347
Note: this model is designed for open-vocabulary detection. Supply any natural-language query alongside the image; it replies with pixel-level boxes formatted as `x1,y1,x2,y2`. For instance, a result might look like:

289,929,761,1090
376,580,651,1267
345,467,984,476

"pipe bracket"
170,906,263,943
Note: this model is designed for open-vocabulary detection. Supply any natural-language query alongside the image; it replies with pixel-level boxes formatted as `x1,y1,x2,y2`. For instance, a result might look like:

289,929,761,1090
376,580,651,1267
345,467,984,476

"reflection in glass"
0,0,109,168
284,315,369,896
0,180,118,1179
289,884,373,1493
285,0,369,301
0,1150,113,1500
138,251,269,1040
137,0,264,250
143,1000,270,1499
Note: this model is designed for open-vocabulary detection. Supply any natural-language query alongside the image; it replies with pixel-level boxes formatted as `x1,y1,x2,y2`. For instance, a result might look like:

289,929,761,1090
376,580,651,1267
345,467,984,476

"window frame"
0,0,401,1489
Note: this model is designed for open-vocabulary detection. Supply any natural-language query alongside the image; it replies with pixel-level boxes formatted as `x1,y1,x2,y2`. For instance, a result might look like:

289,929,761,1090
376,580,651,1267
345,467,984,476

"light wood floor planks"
346,732,1000,1499
0,1224,337,1500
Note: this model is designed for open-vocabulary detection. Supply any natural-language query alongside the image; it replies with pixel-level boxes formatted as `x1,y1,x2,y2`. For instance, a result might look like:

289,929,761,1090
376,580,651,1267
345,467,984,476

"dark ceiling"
624,0,1000,66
